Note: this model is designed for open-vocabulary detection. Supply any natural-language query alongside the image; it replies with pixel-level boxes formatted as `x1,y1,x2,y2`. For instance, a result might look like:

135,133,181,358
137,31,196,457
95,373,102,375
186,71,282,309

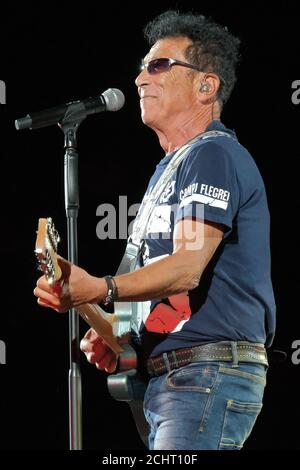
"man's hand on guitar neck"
34,221,223,312
33,255,107,312
80,328,118,373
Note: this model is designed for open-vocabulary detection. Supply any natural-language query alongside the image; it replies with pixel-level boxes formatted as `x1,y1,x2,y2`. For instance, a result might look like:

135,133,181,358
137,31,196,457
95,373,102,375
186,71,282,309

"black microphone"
15,88,125,131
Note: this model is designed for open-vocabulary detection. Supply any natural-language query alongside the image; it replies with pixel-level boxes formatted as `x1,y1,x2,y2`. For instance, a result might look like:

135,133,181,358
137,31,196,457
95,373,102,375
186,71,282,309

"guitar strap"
114,129,236,335
111,130,236,446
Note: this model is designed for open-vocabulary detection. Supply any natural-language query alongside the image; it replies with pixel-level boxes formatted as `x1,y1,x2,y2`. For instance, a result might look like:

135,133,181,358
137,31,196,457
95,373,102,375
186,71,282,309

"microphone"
15,88,125,131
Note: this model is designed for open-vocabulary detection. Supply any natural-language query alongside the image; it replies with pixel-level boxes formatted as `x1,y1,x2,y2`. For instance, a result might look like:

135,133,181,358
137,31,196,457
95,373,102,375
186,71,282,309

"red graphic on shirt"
145,292,192,334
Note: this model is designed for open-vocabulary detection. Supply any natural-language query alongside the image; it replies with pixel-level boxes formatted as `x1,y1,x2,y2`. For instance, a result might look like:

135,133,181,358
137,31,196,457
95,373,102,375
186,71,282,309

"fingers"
80,339,108,364
37,298,59,311
103,354,119,373
34,285,70,312
95,352,118,373
34,275,69,312
81,328,101,344
86,348,115,368
34,275,62,301
36,276,54,293
34,285,58,303
80,330,102,353
80,329,117,371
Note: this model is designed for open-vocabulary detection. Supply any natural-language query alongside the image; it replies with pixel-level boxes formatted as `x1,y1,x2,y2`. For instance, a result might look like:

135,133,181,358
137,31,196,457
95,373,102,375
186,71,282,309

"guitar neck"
75,303,124,354
35,217,124,356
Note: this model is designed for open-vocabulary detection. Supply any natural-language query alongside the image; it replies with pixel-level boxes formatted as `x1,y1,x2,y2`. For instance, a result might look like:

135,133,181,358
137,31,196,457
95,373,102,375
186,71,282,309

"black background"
0,0,299,453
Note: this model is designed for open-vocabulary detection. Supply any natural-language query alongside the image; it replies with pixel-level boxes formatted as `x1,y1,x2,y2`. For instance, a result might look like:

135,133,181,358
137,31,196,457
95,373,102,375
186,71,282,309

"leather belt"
146,341,268,377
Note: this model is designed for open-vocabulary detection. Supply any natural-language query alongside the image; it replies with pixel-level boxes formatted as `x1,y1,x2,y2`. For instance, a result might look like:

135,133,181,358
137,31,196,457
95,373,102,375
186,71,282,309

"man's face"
135,36,201,129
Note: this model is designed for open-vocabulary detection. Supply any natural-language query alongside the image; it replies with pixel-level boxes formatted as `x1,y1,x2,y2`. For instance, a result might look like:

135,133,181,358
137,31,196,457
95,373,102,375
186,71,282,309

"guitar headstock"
35,217,62,285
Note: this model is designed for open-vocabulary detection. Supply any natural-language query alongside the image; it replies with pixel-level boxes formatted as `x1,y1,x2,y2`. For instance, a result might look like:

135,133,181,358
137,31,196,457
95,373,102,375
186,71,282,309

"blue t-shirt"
135,120,276,358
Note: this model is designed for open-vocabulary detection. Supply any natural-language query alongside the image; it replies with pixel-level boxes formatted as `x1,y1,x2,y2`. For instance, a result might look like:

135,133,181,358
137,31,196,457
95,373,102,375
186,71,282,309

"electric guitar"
35,217,148,443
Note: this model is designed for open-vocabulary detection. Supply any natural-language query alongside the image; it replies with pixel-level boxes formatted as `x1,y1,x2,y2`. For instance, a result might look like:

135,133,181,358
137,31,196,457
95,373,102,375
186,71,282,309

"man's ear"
200,81,211,93
199,73,220,96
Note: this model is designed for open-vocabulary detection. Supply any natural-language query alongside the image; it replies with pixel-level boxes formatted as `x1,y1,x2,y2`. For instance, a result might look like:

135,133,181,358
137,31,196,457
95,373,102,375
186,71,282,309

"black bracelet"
103,275,119,306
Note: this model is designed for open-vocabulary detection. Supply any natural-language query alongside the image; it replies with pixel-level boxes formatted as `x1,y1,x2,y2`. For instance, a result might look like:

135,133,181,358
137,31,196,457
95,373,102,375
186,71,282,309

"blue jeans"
143,361,267,450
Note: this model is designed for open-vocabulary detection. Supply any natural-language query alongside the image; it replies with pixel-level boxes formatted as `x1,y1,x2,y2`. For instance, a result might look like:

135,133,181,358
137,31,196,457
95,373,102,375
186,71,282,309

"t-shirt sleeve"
175,141,239,231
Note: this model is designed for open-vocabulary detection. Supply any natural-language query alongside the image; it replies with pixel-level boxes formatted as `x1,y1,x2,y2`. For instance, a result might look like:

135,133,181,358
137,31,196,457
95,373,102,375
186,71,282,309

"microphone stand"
59,119,83,450
14,88,124,450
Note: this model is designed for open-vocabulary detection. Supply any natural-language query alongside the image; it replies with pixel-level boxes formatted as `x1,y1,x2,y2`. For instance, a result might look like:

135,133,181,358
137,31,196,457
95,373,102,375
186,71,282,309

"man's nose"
135,67,150,88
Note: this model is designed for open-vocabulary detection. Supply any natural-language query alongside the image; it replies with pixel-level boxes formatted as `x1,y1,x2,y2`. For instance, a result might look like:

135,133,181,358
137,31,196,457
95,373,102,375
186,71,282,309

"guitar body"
35,217,149,445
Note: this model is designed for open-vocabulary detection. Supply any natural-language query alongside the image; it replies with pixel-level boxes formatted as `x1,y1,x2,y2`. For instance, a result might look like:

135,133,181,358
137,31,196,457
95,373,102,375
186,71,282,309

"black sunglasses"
141,57,203,75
